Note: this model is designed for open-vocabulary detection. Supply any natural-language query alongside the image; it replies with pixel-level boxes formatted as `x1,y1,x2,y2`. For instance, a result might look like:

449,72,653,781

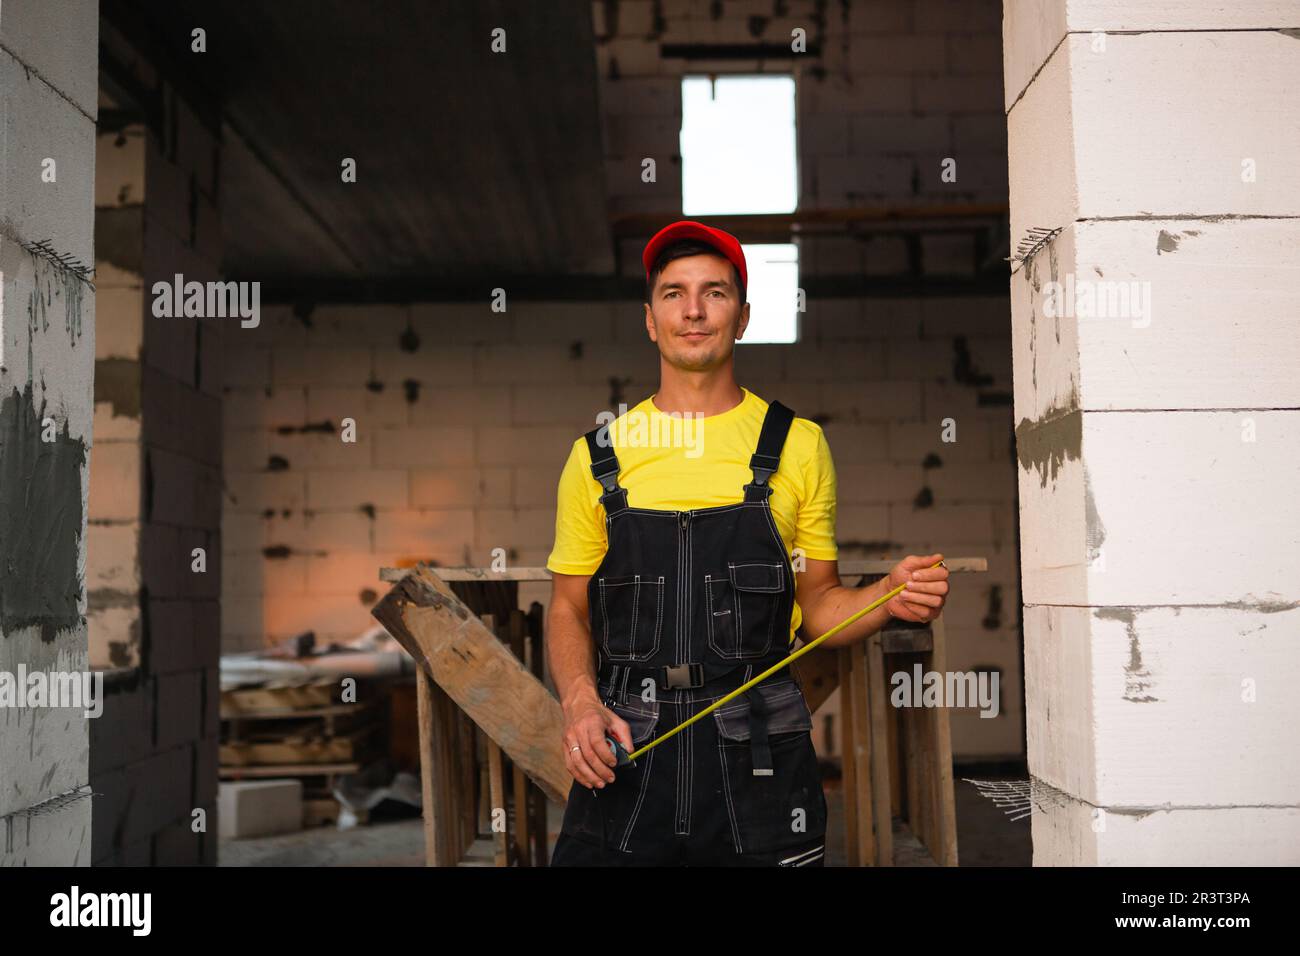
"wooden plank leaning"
371,564,572,806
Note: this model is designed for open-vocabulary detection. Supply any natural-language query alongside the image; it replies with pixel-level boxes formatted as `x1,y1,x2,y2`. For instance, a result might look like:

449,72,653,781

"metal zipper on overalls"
677,511,691,662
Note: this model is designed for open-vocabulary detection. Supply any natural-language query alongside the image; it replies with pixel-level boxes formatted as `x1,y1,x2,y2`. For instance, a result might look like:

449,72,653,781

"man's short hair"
645,239,748,306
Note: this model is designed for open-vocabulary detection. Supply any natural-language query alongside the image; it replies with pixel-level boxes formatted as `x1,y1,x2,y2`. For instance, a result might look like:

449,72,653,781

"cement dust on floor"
219,819,428,867
219,771,1030,867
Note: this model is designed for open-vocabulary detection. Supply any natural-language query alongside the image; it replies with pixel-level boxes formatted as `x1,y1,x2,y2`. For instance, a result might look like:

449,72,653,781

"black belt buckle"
663,663,704,689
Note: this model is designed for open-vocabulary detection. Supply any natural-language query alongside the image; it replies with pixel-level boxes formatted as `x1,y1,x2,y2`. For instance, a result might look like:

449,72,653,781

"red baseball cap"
642,220,748,291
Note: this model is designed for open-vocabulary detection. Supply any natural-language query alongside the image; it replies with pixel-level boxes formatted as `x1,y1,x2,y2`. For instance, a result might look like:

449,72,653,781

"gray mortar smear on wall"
1014,395,1082,488
1016,391,1109,567
27,248,89,349
1083,468,1106,560
0,384,86,643
1094,606,1158,703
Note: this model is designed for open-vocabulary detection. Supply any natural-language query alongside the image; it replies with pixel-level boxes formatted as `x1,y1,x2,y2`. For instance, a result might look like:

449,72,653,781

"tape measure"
610,558,946,765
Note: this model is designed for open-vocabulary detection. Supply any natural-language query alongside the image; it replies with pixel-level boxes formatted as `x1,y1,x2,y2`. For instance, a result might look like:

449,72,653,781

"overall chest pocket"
705,561,786,660
597,574,665,662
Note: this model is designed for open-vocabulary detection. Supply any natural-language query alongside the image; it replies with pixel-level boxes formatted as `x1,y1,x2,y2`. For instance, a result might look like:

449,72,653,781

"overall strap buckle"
747,400,796,488
663,663,705,689
748,452,781,486
584,425,621,494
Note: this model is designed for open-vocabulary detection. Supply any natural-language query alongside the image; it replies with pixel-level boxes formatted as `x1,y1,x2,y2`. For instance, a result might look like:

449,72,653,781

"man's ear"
644,302,658,342
735,301,751,340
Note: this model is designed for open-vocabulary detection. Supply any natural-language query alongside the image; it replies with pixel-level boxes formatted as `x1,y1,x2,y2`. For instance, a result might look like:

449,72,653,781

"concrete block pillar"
0,0,100,864
1004,0,1300,863
88,94,146,670
86,22,226,864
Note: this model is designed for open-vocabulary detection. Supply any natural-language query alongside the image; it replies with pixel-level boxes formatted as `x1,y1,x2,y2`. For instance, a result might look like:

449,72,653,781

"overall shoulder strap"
748,400,796,488
583,424,628,514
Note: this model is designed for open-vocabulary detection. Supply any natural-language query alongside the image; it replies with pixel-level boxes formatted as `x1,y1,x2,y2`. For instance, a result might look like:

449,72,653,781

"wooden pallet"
220,723,380,767
221,680,342,715
220,685,381,828
223,698,376,739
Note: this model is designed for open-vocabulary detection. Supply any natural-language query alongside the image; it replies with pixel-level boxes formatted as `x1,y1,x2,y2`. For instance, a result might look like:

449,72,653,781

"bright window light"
739,243,799,344
680,75,797,215
680,75,800,343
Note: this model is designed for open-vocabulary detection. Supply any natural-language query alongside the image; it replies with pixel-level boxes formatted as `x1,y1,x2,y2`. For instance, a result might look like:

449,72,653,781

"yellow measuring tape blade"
625,559,945,763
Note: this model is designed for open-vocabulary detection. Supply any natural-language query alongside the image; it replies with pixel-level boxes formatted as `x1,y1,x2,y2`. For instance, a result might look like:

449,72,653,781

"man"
545,220,950,866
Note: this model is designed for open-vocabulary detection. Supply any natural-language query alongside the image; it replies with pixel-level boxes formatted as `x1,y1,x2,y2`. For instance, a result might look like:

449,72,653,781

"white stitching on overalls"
654,574,665,653
599,579,610,659
733,571,745,656
717,732,743,853
779,843,825,865
600,575,664,662
729,559,783,656
760,496,796,650
618,742,656,852
630,573,640,657
685,514,693,661
703,573,715,647
677,713,693,835
674,701,684,834
705,572,747,659
676,700,686,833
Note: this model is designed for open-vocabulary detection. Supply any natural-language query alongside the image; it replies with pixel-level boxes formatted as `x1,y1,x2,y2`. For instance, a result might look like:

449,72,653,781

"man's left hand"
884,553,949,623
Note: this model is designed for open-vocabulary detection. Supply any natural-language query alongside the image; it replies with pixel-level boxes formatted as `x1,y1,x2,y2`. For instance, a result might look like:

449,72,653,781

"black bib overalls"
551,400,829,866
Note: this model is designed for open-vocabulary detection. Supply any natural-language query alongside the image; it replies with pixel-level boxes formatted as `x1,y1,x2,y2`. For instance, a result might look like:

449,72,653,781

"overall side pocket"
560,698,661,850
712,681,826,853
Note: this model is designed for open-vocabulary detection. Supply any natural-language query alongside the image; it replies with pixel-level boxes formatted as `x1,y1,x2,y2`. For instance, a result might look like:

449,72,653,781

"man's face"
643,253,750,371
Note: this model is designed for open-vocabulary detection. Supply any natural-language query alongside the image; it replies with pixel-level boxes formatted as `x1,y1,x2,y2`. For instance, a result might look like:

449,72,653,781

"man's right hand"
562,696,633,789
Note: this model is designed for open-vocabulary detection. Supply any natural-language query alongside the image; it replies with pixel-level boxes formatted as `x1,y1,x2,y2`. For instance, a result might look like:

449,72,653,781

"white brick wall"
222,290,1018,767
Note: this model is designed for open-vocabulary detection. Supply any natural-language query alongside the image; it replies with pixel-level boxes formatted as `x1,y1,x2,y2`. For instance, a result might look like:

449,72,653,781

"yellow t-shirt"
545,386,838,645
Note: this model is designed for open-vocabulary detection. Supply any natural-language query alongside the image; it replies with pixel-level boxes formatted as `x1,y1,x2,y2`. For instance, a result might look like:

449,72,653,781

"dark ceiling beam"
611,204,1010,241
242,270,1009,306
101,1,365,275
98,3,224,138
221,123,368,275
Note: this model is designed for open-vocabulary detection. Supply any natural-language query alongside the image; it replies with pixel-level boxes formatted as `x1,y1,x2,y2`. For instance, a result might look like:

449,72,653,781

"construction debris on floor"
218,627,421,836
